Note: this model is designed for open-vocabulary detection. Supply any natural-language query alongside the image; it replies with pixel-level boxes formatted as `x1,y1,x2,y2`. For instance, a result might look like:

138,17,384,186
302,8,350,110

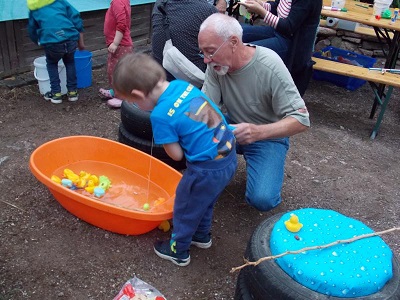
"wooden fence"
0,3,153,78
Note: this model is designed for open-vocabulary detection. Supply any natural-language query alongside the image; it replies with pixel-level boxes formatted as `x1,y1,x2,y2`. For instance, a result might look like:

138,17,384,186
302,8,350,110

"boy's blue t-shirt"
150,80,235,163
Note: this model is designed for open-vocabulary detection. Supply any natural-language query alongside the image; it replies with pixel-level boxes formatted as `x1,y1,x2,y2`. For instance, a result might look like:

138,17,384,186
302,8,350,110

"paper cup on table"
373,0,391,16
331,0,346,9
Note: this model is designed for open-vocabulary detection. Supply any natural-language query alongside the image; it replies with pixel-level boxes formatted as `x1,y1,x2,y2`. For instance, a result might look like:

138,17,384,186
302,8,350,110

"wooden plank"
14,20,29,69
0,2,153,76
321,0,400,31
132,27,150,38
319,19,393,38
5,21,19,69
312,57,400,87
0,22,8,72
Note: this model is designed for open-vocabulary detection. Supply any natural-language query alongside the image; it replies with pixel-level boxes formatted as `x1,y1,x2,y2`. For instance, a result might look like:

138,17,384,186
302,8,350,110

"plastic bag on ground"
113,276,167,300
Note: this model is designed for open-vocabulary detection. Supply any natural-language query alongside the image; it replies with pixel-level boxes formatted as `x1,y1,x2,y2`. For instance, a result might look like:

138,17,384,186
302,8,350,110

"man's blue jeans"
242,24,291,64
44,40,78,93
237,137,289,211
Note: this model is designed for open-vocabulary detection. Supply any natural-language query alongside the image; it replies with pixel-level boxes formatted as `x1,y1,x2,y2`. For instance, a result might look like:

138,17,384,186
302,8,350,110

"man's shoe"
191,233,212,249
154,240,190,266
44,92,62,104
67,90,78,102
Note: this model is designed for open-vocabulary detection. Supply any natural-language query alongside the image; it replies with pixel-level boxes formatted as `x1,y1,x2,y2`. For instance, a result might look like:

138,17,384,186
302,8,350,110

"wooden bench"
319,19,394,39
320,19,375,37
312,57,400,139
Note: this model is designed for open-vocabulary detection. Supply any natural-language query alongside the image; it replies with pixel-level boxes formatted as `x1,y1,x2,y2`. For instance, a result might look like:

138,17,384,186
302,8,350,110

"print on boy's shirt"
167,84,194,117
185,96,234,159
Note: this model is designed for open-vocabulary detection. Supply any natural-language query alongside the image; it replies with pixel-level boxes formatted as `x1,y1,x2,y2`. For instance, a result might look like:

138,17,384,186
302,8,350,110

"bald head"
199,13,243,41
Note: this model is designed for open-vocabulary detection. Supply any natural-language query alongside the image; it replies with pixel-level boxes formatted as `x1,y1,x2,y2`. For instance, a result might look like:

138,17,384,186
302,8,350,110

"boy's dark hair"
113,53,166,96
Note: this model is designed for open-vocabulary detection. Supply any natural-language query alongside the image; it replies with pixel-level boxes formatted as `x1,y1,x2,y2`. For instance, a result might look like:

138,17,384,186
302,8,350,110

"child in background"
113,53,237,266
99,0,134,108
27,0,85,104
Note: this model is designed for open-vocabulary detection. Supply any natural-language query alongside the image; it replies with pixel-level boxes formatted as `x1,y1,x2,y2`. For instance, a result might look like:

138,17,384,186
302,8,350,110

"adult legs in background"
237,138,289,211
289,23,319,96
242,24,291,64
242,24,276,43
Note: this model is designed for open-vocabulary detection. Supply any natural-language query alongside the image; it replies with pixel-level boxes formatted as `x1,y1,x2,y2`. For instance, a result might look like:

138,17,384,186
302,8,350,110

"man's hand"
231,123,258,145
232,116,309,144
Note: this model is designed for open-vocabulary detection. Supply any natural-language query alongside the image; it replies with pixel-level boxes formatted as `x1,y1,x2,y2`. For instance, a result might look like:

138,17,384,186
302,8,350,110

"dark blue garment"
242,24,291,64
151,0,217,80
44,40,77,93
172,148,237,252
236,137,289,211
241,0,322,96
287,0,322,96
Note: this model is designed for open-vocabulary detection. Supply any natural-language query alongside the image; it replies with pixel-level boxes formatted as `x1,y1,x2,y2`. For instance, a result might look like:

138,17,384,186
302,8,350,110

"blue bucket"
74,50,92,88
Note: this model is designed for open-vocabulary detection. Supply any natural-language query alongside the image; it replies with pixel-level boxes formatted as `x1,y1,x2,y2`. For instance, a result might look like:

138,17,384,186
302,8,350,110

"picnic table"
319,0,400,138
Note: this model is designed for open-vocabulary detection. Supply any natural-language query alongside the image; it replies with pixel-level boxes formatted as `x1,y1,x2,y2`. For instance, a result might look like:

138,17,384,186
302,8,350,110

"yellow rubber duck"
79,171,91,181
284,213,303,233
84,179,97,193
51,175,61,184
158,220,170,232
154,197,166,206
63,169,80,185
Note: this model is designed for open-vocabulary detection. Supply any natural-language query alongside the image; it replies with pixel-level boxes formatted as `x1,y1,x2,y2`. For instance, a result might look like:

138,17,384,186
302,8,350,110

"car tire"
120,101,153,140
237,213,400,300
234,268,254,300
118,123,186,171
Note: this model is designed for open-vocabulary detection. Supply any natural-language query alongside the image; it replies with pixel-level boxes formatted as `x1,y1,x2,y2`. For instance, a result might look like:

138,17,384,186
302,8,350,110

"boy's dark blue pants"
44,40,78,93
172,149,237,253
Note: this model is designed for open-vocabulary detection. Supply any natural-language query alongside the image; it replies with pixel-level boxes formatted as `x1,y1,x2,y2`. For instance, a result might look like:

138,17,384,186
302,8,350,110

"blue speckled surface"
270,208,393,297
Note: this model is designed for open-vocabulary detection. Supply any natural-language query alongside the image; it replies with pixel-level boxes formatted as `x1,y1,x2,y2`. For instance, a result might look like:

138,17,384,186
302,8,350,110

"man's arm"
232,113,309,144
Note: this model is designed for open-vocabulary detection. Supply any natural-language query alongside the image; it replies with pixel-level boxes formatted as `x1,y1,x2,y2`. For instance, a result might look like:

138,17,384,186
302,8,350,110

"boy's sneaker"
44,92,62,104
67,91,78,102
154,240,190,267
191,233,212,249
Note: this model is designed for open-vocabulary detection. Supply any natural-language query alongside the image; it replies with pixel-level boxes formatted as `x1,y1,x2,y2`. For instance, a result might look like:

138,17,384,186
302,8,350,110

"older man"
198,13,309,211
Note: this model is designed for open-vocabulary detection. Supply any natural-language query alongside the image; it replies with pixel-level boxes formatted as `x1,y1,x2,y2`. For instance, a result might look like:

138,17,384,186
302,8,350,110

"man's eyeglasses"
199,39,229,60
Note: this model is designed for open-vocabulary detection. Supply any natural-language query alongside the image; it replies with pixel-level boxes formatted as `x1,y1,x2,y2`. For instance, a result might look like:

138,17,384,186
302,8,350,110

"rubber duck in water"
284,213,303,233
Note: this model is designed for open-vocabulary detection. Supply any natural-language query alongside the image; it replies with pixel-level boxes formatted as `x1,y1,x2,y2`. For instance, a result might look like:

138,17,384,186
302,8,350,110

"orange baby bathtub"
29,136,182,235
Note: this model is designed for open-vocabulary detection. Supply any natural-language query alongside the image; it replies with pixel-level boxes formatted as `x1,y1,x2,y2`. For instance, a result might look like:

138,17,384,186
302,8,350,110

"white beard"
210,63,229,76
